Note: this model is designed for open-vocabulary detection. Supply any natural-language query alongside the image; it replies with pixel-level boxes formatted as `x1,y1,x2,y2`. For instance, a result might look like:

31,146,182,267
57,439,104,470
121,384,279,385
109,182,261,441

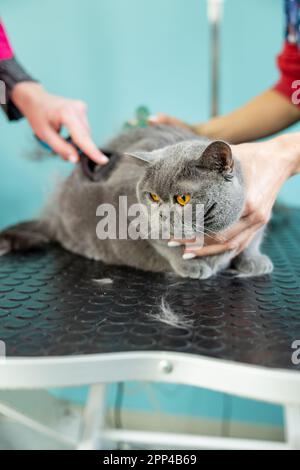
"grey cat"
0,125,273,279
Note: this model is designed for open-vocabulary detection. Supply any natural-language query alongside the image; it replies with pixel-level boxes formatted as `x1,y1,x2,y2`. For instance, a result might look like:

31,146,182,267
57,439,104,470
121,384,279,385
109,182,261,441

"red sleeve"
0,21,13,61
273,41,300,106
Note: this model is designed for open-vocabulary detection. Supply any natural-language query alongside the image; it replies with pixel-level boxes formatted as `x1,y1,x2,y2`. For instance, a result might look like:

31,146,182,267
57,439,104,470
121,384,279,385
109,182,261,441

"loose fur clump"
93,278,114,285
149,297,194,329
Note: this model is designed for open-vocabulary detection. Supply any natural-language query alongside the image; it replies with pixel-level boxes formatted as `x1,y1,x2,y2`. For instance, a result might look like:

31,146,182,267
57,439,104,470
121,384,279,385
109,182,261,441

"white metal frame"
0,351,299,450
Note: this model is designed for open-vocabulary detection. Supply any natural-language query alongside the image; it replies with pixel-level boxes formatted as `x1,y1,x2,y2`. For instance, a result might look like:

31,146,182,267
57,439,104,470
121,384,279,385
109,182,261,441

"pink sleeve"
0,21,13,60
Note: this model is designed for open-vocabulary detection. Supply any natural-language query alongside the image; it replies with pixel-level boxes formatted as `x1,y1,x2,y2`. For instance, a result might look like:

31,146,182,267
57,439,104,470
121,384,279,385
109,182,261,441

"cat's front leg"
170,257,214,279
152,242,214,279
233,253,273,277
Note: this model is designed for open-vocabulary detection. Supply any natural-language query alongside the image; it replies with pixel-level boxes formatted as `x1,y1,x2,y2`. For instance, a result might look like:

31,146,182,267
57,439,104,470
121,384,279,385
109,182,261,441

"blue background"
0,0,291,429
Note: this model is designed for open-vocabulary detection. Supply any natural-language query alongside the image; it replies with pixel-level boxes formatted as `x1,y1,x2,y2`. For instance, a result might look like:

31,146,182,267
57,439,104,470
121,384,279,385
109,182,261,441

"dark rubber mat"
0,207,299,369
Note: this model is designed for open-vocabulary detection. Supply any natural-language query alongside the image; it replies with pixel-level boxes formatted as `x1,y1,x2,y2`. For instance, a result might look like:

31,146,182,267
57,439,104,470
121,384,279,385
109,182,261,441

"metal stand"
207,0,224,117
0,356,300,449
285,405,300,450
77,384,107,450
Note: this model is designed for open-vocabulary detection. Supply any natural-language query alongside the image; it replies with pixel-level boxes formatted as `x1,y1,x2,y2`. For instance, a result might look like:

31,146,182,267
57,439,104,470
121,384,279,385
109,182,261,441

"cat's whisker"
192,225,228,243
179,219,223,243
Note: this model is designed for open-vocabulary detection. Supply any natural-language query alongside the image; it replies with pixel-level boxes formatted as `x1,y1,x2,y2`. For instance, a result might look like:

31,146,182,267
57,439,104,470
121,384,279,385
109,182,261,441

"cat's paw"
234,254,273,277
173,259,213,280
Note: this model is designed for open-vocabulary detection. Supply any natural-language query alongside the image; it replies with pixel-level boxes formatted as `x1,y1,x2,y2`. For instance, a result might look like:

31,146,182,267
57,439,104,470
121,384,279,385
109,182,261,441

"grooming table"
0,208,299,450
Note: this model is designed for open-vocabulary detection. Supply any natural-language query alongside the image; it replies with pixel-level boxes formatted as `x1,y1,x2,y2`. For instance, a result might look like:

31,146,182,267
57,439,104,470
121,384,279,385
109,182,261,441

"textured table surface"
0,208,299,370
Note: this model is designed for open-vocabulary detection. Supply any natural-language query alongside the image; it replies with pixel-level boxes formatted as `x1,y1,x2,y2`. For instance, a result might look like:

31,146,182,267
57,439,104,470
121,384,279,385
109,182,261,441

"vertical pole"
207,0,224,117
211,20,220,117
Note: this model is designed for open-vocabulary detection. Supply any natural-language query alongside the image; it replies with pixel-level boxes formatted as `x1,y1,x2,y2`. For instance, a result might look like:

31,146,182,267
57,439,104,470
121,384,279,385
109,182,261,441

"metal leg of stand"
77,384,107,450
285,405,300,450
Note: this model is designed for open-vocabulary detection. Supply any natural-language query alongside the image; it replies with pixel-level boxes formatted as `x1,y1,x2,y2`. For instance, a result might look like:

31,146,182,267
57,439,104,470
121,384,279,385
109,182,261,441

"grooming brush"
35,135,121,182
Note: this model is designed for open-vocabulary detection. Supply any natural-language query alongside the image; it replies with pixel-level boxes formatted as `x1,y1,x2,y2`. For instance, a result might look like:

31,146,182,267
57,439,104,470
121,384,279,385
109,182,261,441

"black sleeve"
0,56,37,121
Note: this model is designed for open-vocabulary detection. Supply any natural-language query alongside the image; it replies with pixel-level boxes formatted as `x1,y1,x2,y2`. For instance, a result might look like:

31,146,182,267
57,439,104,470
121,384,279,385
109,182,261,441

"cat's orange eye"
176,194,191,206
149,193,160,203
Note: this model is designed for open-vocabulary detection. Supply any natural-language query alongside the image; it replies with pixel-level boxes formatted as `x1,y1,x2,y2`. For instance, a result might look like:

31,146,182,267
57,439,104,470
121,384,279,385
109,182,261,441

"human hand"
171,136,298,258
11,82,108,165
148,113,194,132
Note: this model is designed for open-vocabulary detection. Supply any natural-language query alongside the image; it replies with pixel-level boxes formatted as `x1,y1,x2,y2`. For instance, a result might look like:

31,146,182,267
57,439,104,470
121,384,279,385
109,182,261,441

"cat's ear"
124,151,151,164
199,141,234,174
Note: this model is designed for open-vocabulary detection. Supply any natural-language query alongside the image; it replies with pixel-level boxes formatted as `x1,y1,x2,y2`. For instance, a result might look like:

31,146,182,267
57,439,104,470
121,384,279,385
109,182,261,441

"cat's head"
126,140,245,239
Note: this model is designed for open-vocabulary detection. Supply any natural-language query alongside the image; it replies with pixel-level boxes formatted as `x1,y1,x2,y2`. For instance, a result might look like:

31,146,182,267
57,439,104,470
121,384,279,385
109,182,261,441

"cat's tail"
0,220,53,256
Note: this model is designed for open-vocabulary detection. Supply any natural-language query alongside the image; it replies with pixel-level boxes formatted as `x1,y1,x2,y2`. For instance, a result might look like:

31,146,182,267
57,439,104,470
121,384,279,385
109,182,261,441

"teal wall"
51,383,283,428
1,0,290,429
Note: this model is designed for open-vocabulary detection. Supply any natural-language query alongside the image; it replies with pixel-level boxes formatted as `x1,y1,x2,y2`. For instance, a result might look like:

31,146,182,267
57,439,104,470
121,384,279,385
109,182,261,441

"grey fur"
0,125,273,279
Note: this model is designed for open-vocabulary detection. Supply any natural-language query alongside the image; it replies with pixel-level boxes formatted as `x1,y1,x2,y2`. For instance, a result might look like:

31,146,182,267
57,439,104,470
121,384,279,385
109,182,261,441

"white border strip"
0,351,299,405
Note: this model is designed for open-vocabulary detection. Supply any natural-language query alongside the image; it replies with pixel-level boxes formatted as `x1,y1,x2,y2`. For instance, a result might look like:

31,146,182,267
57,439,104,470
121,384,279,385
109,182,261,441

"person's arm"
0,20,107,165
149,89,300,144
150,41,300,144
150,88,300,144
0,21,37,120
192,89,300,144
193,41,300,143
11,82,108,164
